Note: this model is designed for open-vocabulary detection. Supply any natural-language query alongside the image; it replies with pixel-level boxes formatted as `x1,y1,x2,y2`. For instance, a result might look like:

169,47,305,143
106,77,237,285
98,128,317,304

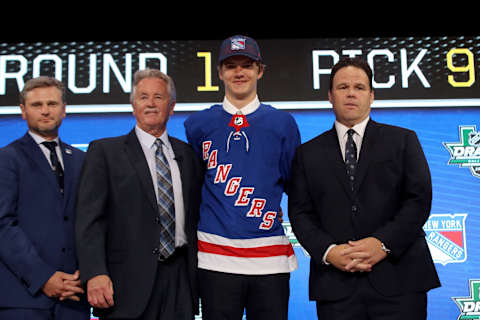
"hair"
329,57,373,91
130,68,176,104
218,58,266,72
19,76,66,105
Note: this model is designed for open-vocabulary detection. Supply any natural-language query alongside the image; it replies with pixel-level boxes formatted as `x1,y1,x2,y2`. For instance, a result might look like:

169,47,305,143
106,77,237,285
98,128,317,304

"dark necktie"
154,139,176,260
42,141,64,194
345,129,358,192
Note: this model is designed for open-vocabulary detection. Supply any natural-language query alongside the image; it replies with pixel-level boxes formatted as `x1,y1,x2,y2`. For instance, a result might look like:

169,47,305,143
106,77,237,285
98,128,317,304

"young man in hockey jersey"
184,35,300,320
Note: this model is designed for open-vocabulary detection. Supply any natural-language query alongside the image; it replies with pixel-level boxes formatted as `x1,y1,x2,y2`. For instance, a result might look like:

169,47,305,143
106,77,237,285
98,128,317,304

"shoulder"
0,136,28,159
185,104,222,127
169,136,196,155
370,120,417,139
184,105,224,142
299,128,333,150
84,134,131,157
259,103,296,123
256,103,299,132
371,120,413,133
88,134,129,147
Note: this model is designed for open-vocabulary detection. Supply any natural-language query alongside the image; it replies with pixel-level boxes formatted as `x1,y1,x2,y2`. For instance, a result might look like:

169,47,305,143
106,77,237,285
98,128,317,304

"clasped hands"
42,270,84,301
326,237,387,273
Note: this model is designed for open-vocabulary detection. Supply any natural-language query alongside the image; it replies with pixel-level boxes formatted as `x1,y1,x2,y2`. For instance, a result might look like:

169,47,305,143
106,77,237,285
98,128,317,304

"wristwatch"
381,242,391,254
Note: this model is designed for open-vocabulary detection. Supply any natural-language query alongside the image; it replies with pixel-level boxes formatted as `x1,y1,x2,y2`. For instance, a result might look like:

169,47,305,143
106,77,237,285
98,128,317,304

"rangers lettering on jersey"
184,102,300,275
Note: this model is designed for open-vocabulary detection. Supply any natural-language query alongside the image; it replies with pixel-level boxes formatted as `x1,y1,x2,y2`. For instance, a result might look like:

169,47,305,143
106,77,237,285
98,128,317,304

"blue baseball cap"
218,35,263,64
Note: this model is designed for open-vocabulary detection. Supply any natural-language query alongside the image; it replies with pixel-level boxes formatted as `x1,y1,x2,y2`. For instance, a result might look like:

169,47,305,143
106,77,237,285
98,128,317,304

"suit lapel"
355,120,380,191
59,140,74,206
124,129,158,211
19,133,59,191
324,128,355,200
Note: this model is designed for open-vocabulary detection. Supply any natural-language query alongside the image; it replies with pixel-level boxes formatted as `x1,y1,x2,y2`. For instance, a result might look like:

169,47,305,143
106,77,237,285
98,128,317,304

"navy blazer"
0,133,85,308
288,119,440,301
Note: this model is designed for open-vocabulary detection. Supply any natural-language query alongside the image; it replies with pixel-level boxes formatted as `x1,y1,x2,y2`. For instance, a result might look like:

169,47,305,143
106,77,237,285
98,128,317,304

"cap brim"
219,52,262,64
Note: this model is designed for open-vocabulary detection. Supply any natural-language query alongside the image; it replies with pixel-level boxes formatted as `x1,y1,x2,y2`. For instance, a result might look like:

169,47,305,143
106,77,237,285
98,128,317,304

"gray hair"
19,76,66,105
130,69,176,105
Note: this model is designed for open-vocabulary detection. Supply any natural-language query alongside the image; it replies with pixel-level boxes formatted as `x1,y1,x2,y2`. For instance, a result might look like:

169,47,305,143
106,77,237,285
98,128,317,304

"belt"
158,245,187,262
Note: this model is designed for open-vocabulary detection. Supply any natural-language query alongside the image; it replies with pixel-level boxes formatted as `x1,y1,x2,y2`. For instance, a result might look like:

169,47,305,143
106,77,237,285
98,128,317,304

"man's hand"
326,244,372,273
341,237,387,272
42,270,85,301
87,274,114,309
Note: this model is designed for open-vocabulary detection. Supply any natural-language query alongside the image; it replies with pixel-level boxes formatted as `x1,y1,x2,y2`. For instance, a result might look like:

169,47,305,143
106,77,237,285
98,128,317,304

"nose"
346,88,356,97
234,65,244,75
145,96,156,107
40,104,50,114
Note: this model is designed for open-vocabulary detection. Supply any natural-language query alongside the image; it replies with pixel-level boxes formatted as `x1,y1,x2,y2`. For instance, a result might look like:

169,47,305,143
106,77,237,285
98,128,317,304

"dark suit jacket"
288,119,440,302
75,129,203,319
0,133,86,309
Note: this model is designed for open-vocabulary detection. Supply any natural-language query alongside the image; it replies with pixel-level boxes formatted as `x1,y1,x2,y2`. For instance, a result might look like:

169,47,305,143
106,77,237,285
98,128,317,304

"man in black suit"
75,69,203,320
288,57,440,320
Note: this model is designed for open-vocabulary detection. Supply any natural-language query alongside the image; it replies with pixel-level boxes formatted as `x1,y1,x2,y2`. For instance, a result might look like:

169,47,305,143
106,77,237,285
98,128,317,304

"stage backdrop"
0,36,479,320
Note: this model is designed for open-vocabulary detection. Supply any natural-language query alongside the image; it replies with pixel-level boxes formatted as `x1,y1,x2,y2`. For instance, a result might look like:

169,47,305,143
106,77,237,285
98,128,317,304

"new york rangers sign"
423,213,468,265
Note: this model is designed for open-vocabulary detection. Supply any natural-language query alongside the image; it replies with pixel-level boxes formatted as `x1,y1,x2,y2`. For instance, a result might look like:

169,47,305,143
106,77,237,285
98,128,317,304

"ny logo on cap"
231,37,246,50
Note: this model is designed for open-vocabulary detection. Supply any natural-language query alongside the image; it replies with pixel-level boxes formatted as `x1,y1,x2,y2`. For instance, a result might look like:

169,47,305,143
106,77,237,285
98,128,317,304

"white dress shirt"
28,131,64,170
322,116,370,264
222,95,260,115
135,125,187,247
335,116,369,162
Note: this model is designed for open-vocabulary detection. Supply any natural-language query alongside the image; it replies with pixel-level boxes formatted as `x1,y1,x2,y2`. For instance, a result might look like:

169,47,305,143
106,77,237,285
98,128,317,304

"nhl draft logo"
452,279,480,320
443,125,480,178
231,37,246,50
227,113,250,151
423,214,467,265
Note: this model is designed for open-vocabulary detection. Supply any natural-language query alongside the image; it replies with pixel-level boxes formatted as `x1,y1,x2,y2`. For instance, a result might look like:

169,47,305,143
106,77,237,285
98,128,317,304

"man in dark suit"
288,57,440,320
0,77,89,319
75,69,203,320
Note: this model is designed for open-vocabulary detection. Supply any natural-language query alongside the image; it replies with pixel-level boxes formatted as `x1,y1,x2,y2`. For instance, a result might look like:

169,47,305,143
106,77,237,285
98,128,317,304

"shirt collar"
135,125,171,150
222,95,260,115
28,131,60,146
335,116,370,139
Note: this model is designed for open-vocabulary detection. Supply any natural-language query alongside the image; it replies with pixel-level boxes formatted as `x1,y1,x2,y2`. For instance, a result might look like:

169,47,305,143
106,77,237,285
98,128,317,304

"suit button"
152,248,159,255
352,205,358,213
155,217,161,224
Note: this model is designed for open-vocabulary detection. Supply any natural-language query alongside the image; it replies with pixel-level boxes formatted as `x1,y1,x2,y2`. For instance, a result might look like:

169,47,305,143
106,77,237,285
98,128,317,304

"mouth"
233,80,247,85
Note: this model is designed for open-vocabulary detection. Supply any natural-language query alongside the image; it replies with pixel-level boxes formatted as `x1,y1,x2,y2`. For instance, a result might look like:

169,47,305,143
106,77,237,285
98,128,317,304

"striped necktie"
154,138,175,260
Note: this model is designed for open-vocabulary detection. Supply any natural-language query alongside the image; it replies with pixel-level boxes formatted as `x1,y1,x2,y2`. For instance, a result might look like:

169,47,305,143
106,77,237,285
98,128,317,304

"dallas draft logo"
452,279,480,320
423,214,467,265
443,125,480,178
282,222,310,257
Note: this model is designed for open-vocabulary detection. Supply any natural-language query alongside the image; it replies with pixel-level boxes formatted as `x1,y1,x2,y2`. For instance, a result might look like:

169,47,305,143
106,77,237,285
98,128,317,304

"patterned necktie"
42,141,64,194
345,129,358,192
154,138,175,260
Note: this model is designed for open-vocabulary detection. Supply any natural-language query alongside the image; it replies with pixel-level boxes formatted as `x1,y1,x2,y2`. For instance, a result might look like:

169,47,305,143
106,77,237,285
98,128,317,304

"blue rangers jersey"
184,98,300,275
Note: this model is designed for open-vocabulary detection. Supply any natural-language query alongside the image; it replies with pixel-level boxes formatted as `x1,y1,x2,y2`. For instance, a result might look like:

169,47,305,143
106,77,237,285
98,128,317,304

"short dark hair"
329,57,373,91
19,76,66,105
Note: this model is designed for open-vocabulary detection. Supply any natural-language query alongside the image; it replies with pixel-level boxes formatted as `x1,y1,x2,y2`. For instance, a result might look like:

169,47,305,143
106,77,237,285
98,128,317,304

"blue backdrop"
1,105,478,320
